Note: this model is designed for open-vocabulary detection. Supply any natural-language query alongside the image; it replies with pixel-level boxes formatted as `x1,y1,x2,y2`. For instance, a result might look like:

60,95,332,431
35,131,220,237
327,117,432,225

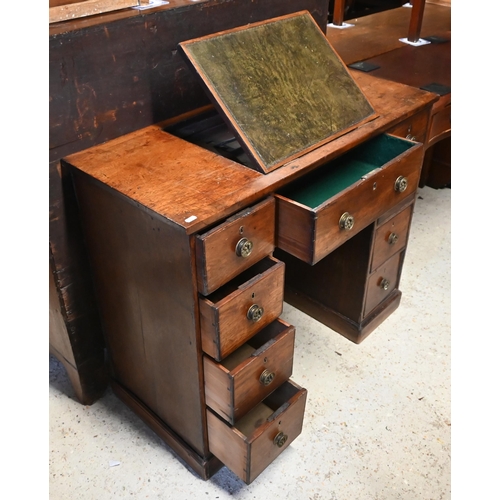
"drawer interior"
235,402,275,435
279,135,415,208
217,320,292,371
203,257,278,303
234,381,301,436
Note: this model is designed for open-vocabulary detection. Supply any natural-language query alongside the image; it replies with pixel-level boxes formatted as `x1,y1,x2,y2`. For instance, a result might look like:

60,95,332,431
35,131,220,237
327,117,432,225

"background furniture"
329,0,406,25
326,1,451,188
49,0,144,24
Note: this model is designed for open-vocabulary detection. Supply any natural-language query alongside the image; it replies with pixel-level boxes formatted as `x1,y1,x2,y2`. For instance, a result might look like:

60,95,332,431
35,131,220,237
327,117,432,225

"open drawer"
206,379,307,484
199,256,285,361
196,197,276,296
275,134,423,265
204,318,295,425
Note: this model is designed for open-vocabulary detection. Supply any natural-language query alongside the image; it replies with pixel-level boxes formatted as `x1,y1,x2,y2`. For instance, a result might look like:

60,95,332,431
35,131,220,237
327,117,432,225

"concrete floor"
49,185,451,499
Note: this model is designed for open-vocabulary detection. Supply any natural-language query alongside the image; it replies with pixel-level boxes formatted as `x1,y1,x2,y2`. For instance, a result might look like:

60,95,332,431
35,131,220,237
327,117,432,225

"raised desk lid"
179,11,376,174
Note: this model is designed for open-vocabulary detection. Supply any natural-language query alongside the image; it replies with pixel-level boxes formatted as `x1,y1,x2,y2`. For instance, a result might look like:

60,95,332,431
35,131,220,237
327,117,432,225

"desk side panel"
71,170,208,457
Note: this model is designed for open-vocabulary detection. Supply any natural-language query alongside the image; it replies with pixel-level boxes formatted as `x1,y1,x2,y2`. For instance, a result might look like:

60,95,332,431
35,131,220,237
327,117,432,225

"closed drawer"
275,134,422,265
371,205,412,272
364,251,402,316
386,108,429,144
206,379,307,484
204,319,295,425
199,256,285,360
196,197,275,295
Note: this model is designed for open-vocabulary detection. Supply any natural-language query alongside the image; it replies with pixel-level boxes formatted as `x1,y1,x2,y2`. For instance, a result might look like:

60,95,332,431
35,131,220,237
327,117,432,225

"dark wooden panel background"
50,0,329,161
49,0,329,404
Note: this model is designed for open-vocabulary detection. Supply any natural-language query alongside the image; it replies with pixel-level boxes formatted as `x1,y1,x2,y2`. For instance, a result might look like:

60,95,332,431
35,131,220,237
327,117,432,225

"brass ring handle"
259,369,275,386
339,212,355,231
273,431,288,448
235,238,253,258
388,232,399,245
394,176,408,193
406,134,417,141
379,278,390,291
247,304,264,322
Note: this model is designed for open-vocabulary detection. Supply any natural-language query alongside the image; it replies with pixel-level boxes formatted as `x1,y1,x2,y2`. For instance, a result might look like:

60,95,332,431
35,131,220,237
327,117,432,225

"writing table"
63,13,437,483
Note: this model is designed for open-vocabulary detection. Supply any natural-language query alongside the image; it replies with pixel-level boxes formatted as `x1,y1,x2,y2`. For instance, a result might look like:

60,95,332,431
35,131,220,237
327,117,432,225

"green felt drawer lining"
282,135,413,208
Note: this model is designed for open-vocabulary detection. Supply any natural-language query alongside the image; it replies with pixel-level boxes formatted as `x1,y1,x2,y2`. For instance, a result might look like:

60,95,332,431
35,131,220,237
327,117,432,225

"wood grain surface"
71,168,209,457
370,204,412,271
195,197,276,296
275,136,422,264
198,257,285,360
203,319,295,424
64,73,437,237
326,4,451,65
364,252,402,316
206,380,307,483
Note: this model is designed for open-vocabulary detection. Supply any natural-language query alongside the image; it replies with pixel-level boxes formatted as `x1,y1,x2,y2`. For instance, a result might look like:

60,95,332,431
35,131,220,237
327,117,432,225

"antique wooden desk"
62,12,437,483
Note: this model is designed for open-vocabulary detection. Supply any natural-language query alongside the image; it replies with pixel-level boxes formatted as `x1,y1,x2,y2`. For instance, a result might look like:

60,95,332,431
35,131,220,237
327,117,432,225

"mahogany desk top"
65,71,437,236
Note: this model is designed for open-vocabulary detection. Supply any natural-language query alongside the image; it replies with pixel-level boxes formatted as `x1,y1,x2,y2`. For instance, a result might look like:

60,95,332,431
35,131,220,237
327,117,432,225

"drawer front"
203,319,295,424
199,257,285,361
196,197,275,295
371,205,412,272
364,251,402,316
277,140,423,264
206,380,307,484
386,108,429,144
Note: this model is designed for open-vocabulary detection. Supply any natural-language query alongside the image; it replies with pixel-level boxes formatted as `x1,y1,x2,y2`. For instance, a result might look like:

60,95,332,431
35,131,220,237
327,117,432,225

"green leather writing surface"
179,12,375,173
